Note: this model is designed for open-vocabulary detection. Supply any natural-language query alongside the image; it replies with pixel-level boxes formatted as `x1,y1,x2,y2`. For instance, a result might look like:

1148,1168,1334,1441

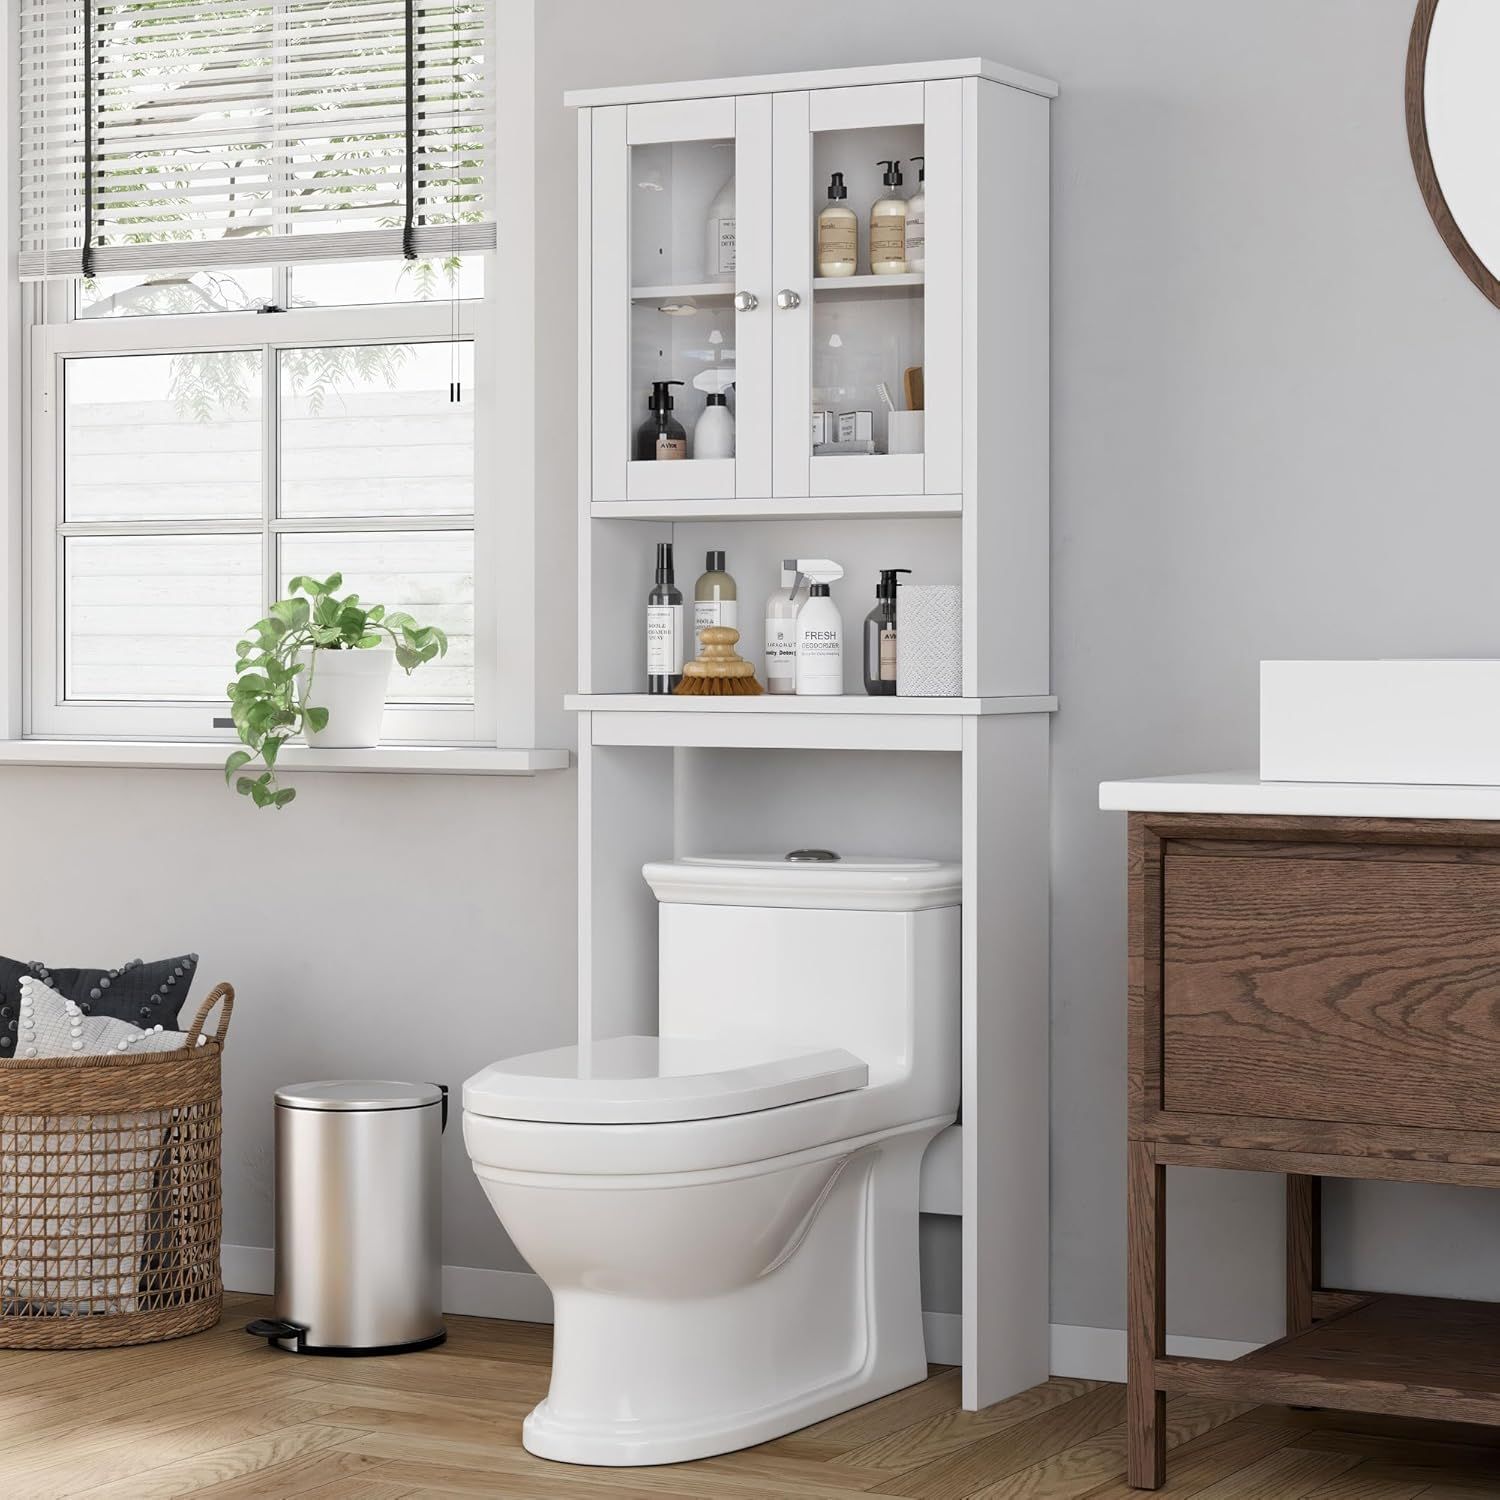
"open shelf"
630,282,735,302
1159,1294,1500,1425
567,694,1057,753
590,494,960,521
567,694,1053,715
814,272,925,297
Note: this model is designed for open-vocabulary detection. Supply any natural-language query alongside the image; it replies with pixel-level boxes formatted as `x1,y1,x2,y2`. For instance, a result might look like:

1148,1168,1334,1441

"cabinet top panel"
564,57,1059,110
1100,771,1500,822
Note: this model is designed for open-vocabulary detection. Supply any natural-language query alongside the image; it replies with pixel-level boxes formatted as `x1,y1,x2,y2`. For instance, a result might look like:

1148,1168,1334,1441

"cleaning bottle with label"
705,170,736,282
794,560,846,696
646,541,684,693
905,156,926,273
764,558,842,695
693,550,738,646
870,160,907,275
694,390,735,458
816,172,858,277
636,380,687,461
862,568,912,695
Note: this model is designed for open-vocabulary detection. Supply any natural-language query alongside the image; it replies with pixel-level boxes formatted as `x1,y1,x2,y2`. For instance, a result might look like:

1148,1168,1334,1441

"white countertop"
1099,771,1500,821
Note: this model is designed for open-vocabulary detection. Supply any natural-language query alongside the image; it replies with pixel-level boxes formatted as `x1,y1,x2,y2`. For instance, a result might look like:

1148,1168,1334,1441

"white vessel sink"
1261,660,1500,786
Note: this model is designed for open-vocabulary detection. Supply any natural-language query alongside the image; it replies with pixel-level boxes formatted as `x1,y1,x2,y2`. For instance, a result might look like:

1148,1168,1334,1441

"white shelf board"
564,58,1060,109
814,273,924,297
590,494,960,521
569,694,1056,753
0,740,571,775
1099,770,1500,822
630,283,735,302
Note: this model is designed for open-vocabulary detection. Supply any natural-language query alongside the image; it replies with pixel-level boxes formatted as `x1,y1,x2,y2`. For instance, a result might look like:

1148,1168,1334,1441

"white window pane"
78,268,274,319
278,531,474,703
65,535,261,702
290,256,483,308
279,343,473,519
65,352,263,523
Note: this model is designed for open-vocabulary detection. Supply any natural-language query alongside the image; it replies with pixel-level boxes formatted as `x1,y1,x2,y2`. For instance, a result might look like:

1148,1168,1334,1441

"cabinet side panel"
962,79,1050,696
590,107,629,505
577,108,593,690
961,712,1051,1407
923,80,962,497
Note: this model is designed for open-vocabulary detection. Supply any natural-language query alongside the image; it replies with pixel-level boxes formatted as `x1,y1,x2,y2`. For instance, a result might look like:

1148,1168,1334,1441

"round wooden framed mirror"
1408,0,1500,308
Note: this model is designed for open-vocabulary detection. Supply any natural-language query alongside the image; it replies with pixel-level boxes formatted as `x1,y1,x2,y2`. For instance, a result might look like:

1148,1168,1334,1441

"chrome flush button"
785,849,841,862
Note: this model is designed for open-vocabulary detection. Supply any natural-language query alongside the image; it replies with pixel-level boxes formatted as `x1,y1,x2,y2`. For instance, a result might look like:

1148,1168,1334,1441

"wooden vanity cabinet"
1127,812,1500,1488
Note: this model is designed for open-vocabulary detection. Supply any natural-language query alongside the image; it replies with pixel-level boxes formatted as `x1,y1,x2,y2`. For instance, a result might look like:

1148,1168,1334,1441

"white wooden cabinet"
581,60,1050,513
568,58,1057,1412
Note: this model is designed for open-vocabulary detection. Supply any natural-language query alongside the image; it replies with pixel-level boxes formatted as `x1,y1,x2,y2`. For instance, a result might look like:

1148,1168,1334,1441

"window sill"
0,740,571,776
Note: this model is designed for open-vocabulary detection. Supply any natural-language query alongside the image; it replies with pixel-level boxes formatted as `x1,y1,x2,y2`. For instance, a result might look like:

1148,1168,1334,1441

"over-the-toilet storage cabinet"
566,58,1056,1410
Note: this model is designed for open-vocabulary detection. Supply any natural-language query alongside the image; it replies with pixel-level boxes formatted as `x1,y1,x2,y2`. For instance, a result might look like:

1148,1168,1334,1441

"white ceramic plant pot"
295,647,394,749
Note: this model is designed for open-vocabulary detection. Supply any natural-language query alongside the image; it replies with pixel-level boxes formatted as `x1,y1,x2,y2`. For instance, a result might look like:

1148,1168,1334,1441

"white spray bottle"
764,558,841,696
793,559,845,696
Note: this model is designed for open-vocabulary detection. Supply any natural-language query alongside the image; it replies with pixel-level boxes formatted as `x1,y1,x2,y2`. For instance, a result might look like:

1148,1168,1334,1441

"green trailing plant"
224,573,448,809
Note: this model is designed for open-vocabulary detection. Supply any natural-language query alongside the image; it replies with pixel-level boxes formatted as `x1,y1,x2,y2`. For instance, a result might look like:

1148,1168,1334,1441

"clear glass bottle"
817,172,858,277
869,160,907,275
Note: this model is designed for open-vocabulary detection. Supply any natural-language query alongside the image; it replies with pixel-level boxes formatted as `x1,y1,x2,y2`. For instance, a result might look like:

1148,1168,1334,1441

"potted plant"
223,573,448,809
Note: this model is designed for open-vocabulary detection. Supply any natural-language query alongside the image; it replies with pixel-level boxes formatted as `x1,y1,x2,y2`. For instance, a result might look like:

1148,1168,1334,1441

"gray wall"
538,0,1500,1343
6,0,1500,1346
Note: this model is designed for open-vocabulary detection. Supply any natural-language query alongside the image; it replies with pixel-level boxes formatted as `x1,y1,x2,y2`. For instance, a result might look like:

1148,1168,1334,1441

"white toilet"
463,853,960,1467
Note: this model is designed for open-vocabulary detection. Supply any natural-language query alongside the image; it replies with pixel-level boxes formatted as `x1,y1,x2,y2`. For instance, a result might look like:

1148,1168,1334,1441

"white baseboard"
223,1247,1257,1385
1048,1322,1261,1384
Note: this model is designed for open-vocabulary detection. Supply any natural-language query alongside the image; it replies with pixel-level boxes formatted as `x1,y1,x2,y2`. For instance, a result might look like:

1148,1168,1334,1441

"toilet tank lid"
463,1036,869,1124
642,854,962,911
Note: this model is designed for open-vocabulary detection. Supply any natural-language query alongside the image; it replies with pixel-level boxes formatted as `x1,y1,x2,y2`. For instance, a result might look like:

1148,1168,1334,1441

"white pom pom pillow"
13,975,202,1060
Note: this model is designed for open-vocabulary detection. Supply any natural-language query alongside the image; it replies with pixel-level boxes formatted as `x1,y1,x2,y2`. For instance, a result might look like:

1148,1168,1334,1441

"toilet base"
487,1119,948,1467
521,1353,926,1467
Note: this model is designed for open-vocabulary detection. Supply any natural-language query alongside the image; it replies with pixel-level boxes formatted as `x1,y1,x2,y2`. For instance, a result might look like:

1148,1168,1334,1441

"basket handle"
185,983,235,1051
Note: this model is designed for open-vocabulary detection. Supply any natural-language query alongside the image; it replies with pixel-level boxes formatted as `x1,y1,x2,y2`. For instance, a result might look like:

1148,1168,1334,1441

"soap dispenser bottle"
816,172,858,277
636,380,686,461
870,160,907,275
863,568,911,696
905,156,926,274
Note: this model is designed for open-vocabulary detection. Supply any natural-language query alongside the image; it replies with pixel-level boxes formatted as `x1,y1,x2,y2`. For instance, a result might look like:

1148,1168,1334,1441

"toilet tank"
642,855,961,1089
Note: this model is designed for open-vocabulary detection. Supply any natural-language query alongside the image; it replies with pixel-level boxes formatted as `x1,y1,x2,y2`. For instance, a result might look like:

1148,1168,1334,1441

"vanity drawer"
1161,840,1500,1131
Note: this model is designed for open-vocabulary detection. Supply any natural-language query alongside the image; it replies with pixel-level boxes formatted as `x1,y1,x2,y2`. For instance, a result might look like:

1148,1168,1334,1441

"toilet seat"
464,1034,868,1126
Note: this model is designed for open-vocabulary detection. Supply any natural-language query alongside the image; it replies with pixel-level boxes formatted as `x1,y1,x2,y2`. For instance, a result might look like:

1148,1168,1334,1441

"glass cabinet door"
772,82,961,500
589,97,772,504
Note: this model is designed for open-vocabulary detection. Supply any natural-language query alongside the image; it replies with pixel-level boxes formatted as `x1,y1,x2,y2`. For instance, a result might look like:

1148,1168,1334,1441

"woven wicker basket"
0,983,233,1350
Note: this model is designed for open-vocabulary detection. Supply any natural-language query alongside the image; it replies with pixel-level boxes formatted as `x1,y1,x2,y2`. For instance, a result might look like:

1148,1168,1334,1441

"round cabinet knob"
775,288,802,310
732,290,758,312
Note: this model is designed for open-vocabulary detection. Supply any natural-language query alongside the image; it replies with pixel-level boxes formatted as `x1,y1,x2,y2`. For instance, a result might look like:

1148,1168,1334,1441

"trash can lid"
275,1080,445,1111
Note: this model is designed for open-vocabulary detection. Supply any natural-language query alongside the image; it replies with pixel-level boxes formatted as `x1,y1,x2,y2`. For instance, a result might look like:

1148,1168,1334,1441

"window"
18,2,501,744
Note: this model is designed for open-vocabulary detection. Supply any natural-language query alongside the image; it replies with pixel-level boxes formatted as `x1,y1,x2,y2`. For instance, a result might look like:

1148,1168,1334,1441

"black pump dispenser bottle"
636,380,687,461
863,568,912,696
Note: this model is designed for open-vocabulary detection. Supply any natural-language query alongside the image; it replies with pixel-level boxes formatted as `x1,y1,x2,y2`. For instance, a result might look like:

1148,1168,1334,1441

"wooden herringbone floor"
2,1293,1500,1497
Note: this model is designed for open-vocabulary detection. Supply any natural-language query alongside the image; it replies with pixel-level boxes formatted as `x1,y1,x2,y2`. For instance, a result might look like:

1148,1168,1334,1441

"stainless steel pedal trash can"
247,1080,447,1355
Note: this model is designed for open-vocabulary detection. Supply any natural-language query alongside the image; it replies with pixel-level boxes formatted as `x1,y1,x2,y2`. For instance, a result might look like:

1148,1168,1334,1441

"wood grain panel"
1162,844,1500,1130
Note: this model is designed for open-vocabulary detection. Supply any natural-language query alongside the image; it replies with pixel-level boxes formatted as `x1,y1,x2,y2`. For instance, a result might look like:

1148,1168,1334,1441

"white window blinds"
19,0,496,280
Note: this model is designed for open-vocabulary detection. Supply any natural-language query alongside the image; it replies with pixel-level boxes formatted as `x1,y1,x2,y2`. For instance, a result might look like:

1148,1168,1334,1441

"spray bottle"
764,558,842,696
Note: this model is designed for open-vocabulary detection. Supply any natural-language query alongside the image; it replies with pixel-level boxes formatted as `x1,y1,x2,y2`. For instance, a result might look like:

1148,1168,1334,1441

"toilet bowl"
463,854,961,1467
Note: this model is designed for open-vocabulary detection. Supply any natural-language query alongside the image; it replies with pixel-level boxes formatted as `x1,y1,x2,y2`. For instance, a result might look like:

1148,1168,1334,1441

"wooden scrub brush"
673,625,763,696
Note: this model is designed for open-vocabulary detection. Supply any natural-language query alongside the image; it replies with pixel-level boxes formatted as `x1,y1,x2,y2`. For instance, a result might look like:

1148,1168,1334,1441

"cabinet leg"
1127,1140,1166,1489
1286,1174,1321,1335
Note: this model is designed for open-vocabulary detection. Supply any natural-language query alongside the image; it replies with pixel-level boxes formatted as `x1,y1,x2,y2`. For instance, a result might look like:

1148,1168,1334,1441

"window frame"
24,276,499,745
